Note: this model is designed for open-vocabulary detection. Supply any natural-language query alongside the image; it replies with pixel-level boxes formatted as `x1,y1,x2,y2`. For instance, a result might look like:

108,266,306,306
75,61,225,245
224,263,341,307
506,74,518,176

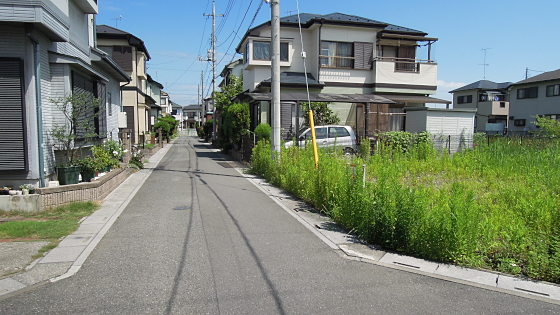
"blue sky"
96,0,560,106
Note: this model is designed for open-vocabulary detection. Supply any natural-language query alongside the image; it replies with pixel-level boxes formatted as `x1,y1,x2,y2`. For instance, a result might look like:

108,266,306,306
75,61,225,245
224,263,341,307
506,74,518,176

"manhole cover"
173,206,190,210
217,162,234,168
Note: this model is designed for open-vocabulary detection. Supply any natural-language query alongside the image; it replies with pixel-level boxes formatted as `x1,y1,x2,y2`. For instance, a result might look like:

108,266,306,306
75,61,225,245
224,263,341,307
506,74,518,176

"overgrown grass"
250,137,560,283
0,201,99,240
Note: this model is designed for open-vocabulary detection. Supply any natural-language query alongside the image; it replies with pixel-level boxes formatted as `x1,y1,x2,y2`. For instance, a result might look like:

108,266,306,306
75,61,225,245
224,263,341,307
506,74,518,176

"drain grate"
217,161,234,168
173,206,190,210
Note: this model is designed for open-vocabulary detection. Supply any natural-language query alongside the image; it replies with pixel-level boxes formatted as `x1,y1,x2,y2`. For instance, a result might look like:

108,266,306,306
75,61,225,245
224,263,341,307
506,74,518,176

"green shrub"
254,123,271,141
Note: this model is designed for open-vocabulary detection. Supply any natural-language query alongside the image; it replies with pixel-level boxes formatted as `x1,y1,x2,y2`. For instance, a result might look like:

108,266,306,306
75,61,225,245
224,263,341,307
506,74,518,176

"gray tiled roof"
449,80,512,93
280,12,425,34
260,72,323,87
96,25,150,59
511,68,560,86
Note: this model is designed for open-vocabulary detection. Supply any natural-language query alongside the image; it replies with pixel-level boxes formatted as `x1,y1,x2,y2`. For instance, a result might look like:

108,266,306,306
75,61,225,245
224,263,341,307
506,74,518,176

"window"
244,42,249,64
517,86,538,99
546,84,560,97
71,71,107,139
111,46,133,71
252,41,289,61
329,126,350,138
514,119,526,126
107,93,112,116
500,102,506,108
457,95,473,104
0,58,27,171
320,41,353,68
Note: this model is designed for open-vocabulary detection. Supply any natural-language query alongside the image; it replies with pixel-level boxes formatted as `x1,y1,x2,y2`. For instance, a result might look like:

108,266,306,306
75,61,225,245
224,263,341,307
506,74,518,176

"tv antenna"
479,48,491,79
111,15,122,28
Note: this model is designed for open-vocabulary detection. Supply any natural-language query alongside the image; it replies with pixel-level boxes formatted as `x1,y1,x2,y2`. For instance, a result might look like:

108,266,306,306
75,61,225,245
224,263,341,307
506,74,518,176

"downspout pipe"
27,32,45,188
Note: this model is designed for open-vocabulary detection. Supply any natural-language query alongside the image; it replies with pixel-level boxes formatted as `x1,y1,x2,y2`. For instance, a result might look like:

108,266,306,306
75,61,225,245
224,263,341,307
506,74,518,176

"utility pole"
270,0,281,153
200,71,204,123
203,0,223,142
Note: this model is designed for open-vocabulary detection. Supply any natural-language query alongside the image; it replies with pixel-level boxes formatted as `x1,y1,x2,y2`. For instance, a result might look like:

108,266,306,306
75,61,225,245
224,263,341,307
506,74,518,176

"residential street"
1,136,559,314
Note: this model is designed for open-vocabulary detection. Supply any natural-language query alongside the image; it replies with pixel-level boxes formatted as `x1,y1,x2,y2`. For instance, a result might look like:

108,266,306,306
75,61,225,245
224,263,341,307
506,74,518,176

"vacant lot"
251,136,560,283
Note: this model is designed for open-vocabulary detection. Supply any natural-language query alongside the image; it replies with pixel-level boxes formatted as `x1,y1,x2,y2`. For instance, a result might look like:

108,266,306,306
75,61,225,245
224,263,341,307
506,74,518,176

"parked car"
284,125,358,153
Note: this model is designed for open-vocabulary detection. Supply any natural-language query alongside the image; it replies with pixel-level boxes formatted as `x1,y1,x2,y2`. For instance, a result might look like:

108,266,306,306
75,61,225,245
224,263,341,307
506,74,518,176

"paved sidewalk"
0,140,174,297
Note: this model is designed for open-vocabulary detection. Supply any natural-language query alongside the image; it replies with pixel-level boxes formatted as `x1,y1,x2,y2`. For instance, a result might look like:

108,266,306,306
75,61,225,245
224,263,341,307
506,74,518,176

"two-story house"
182,104,202,129
96,25,155,144
507,68,560,134
450,80,511,133
234,12,449,139
0,0,130,188
160,91,172,115
147,74,163,131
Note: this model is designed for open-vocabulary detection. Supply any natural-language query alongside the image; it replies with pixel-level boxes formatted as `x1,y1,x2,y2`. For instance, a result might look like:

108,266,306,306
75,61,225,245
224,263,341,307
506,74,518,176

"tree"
222,103,250,145
534,116,560,137
214,74,245,148
50,92,102,166
302,102,340,126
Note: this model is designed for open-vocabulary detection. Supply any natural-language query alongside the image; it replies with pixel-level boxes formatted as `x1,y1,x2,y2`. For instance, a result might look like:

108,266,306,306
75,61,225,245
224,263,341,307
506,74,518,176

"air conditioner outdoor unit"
118,112,127,128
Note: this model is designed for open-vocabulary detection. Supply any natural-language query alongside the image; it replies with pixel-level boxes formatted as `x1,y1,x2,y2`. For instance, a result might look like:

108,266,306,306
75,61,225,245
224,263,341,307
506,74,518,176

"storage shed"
404,107,476,153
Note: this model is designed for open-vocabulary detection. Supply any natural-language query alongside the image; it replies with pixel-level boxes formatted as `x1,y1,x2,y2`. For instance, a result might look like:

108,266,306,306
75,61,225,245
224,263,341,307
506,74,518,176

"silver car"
285,125,358,153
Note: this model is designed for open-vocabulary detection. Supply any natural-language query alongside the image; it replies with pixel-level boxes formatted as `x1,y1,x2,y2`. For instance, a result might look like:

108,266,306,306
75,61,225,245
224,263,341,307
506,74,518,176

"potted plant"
75,156,102,182
50,92,102,185
19,184,34,195
1,187,10,195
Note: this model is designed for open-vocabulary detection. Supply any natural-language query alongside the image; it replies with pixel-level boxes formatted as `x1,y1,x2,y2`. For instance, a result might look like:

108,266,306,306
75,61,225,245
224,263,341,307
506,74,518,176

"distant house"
449,80,511,133
219,58,243,87
182,105,203,129
147,74,163,131
235,12,449,139
507,68,560,133
97,25,154,144
0,0,129,188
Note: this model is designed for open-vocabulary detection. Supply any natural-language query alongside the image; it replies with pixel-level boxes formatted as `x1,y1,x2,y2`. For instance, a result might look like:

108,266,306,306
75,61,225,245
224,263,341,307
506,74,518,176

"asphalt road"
1,136,559,314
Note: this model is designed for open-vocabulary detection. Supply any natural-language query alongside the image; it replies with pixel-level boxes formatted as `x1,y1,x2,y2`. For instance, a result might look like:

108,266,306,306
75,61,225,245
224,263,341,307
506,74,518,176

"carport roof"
383,95,451,104
243,92,395,104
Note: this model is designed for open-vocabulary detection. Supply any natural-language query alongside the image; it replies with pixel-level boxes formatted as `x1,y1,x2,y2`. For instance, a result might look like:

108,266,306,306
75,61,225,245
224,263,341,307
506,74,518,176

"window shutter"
95,82,107,138
112,46,133,71
71,71,96,139
0,58,27,171
354,42,373,69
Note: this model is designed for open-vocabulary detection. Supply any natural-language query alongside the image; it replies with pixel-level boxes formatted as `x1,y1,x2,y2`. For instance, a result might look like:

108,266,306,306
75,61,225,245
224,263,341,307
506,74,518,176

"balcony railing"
375,57,435,73
319,55,354,69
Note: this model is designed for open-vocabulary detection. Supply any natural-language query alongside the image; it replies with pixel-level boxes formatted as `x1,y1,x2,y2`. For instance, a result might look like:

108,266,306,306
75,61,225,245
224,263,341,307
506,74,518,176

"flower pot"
8,190,17,195
57,166,81,185
81,170,95,182
22,189,29,195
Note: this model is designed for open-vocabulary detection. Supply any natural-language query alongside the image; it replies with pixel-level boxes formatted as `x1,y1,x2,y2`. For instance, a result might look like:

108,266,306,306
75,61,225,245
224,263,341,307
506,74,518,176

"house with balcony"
0,0,130,188
97,25,154,145
450,80,511,133
234,12,449,139
507,69,560,134
160,91,172,115
183,104,202,129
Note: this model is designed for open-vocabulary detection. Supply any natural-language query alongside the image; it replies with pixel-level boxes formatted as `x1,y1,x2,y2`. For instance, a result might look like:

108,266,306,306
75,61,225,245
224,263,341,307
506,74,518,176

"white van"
285,125,358,153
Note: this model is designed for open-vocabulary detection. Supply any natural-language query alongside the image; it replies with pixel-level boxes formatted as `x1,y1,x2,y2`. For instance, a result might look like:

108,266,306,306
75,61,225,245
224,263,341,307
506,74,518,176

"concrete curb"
234,163,560,305
0,140,176,297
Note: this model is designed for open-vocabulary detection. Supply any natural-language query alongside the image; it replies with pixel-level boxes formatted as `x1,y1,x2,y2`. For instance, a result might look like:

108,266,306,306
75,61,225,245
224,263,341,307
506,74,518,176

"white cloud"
436,80,466,89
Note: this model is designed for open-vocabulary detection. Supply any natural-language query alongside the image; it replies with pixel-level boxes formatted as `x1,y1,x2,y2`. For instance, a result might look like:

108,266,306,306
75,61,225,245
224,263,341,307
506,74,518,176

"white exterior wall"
373,60,437,93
